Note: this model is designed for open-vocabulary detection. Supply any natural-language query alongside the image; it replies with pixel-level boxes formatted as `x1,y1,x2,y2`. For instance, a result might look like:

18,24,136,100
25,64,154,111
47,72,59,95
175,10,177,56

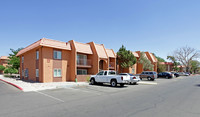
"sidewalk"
0,75,88,92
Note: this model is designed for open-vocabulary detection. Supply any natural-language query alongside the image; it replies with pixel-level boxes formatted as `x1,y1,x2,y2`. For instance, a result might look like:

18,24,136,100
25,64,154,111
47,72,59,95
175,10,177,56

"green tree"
4,67,18,75
8,48,23,70
117,45,137,72
138,52,154,71
190,60,200,74
157,64,166,73
0,65,5,71
167,56,180,71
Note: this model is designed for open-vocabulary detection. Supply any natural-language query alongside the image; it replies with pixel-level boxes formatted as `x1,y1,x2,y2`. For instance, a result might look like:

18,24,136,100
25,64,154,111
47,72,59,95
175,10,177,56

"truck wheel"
120,84,125,87
147,77,151,81
111,80,117,87
90,79,96,85
133,82,137,85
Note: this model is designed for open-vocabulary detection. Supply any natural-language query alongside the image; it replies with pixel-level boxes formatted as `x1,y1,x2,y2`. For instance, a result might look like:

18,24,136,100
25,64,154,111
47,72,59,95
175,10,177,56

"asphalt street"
0,75,200,117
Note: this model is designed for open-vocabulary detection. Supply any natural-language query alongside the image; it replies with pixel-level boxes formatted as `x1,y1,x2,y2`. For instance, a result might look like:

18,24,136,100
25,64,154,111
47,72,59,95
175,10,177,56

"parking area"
0,75,197,117
34,77,186,103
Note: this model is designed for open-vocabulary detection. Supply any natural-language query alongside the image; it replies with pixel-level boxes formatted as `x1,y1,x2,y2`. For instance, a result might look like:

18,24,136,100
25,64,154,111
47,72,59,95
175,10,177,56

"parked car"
184,72,191,76
90,70,130,87
177,72,189,76
119,73,141,85
158,72,173,79
139,71,157,81
171,72,180,77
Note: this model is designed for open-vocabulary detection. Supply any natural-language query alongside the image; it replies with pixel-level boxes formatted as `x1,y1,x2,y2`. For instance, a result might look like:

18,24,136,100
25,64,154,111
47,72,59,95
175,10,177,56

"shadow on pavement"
195,84,200,87
89,83,128,88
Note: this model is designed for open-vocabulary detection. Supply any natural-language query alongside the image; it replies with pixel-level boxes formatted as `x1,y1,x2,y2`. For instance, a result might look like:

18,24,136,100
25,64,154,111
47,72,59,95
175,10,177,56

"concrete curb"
138,81,158,85
0,79,23,91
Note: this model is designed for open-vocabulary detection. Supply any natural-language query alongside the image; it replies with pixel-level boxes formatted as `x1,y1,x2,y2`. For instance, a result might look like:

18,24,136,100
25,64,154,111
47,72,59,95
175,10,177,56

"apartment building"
145,52,158,72
0,56,9,74
159,62,174,72
117,52,139,74
16,38,116,83
135,51,158,74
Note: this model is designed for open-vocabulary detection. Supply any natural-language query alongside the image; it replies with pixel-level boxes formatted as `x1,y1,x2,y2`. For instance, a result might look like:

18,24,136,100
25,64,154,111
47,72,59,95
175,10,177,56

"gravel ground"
0,75,89,92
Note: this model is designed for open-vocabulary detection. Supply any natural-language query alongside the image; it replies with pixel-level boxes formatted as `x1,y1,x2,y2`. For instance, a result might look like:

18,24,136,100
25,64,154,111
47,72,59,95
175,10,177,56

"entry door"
99,60,103,71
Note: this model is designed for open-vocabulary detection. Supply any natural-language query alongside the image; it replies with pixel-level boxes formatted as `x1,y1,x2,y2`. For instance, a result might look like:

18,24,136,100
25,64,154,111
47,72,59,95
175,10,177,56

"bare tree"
173,46,200,72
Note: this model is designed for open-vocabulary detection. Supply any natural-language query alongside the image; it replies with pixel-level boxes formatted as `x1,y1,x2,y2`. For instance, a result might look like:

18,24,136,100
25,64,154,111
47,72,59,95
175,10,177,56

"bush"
4,67,18,74
0,65,5,71
86,76,91,82
4,74,11,77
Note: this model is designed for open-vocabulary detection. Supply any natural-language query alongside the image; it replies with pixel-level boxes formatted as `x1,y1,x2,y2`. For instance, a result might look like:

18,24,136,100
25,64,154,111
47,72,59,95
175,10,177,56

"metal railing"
77,59,91,66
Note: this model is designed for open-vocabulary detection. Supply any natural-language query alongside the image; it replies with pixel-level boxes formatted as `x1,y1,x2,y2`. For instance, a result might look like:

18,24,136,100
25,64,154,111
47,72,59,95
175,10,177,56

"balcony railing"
77,59,92,68
109,62,115,69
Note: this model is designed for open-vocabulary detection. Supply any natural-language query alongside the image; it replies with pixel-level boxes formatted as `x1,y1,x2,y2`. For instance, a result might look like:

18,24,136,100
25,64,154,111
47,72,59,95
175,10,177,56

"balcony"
109,62,115,70
77,59,92,68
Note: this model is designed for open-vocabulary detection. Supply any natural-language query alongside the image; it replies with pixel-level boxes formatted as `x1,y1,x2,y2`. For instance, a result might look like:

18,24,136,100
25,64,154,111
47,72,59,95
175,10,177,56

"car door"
140,72,145,78
96,71,104,82
107,71,116,82
102,71,108,83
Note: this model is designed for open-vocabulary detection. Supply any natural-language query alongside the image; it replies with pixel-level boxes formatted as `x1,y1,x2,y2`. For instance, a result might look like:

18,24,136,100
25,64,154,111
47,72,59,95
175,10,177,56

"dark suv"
158,72,173,79
140,71,157,81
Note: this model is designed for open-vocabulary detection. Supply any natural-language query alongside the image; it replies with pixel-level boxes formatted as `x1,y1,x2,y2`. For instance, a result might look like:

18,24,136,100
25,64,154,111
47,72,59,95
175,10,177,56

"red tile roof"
106,49,115,58
95,44,108,59
16,38,71,56
0,56,9,60
74,41,93,54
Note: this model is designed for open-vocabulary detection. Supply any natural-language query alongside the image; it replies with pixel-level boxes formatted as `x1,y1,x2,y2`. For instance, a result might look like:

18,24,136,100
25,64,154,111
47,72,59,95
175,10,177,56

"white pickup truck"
90,70,130,87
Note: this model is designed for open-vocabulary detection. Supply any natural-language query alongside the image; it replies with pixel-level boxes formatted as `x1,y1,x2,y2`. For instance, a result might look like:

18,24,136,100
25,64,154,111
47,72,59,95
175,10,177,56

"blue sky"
1,0,200,61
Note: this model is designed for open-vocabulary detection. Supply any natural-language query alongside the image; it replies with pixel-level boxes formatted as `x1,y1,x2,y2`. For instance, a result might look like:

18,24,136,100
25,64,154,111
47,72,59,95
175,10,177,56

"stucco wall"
23,48,37,81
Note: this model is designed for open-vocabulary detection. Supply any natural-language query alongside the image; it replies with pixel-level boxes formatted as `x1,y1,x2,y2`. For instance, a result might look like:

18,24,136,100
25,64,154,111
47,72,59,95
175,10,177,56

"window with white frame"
36,51,39,60
77,69,87,75
54,50,62,59
22,56,24,63
54,69,62,77
36,69,39,77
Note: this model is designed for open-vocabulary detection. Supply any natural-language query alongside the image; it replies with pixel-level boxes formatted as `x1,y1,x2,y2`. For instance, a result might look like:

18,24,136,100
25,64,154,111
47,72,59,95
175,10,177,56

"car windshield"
120,73,127,75
128,74,134,76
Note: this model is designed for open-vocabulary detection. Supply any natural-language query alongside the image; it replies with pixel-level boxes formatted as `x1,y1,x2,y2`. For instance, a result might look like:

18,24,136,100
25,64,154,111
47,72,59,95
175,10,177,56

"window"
22,70,24,77
97,71,104,75
25,69,28,77
104,71,107,75
108,71,116,75
54,69,62,77
132,68,135,74
36,51,39,60
128,74,134,76
77,54,87,65
54,50,62,59
77,69,87,75
36,69,39,77
22,56,24,63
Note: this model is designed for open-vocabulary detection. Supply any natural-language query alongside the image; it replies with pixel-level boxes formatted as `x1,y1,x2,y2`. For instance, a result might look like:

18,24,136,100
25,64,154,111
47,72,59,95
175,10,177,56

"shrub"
0,65,5,71
86,76,91,82
4,67,18,75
